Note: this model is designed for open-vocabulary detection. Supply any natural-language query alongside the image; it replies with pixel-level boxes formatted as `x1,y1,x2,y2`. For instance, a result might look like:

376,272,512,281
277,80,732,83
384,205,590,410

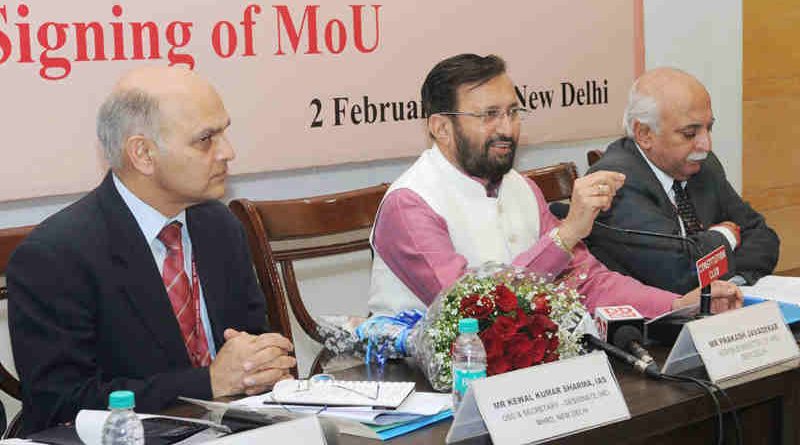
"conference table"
328,348,800,445
165,343,800,445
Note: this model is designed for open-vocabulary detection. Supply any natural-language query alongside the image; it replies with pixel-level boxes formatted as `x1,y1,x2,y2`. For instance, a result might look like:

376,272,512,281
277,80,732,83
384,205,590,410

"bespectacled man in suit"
8,66,295,435
586,67,779,294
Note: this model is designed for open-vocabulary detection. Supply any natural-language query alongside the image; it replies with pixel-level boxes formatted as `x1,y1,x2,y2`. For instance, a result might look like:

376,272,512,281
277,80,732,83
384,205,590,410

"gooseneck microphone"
582,334,661,379
592,220,712,316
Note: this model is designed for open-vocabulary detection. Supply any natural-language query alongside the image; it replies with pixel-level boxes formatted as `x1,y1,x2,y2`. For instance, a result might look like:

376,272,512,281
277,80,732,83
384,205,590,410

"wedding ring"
596,183,608,194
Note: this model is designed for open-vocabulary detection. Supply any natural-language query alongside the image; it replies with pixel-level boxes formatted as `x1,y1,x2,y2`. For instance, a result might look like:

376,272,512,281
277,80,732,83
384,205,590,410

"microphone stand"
592,221,713,343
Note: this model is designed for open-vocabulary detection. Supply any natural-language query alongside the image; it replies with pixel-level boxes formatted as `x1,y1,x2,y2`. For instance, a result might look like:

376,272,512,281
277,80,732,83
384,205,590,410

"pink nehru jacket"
372,176,680,318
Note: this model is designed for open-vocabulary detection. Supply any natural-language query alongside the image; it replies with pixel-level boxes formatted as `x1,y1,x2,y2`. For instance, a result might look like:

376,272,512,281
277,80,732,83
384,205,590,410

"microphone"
594,305,654,363
592,220,712,316
613,325,653,364
582,333,661,379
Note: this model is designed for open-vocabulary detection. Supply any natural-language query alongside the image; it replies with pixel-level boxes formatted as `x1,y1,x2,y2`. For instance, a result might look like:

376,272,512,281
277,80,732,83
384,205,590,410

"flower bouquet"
406,262,589,391
316,262,590,391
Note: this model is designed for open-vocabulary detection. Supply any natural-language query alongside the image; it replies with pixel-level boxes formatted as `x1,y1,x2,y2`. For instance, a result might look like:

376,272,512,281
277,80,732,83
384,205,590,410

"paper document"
229,391,451,425
268,379,415,408
740,275,800,304
75,409,227,445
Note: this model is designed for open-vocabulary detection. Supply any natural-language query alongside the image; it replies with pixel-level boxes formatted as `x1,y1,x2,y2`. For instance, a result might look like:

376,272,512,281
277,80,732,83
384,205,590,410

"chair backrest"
229,184,389,353
0,225,33,438
520,162,578,202
0,225,32,402
587,149,604,167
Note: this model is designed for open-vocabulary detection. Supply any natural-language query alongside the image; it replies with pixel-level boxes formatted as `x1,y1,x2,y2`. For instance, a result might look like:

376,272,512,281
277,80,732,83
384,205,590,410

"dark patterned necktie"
672,180,702,235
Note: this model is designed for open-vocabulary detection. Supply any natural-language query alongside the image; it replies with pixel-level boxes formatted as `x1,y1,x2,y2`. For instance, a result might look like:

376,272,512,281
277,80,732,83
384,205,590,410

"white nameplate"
468,352,629,445
689,301,800,382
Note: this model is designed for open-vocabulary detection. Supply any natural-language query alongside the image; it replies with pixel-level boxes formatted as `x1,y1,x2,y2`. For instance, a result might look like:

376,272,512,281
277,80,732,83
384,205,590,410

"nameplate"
664,301,800,382
469,352,629,445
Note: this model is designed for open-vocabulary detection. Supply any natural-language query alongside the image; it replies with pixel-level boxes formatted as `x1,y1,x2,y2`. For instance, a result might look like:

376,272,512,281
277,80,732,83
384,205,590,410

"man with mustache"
585,67,779,294
368,54,742,319
8,66,295,434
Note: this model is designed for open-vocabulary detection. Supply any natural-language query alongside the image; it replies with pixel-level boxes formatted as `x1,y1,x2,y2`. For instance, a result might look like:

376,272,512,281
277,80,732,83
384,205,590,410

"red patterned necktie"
672,180,703,235
157,222,211,367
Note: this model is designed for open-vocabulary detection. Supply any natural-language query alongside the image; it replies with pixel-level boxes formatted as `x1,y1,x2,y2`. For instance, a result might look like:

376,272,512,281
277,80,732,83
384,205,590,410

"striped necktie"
158,222,211,367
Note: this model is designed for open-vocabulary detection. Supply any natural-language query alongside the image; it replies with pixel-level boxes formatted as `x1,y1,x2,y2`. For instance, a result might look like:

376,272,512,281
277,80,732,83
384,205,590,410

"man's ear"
633,120,654,150
427,114,452,145
124,135,158,175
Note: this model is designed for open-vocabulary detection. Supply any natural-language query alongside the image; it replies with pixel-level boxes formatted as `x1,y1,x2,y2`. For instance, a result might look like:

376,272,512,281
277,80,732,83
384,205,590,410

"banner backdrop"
0,1,642,201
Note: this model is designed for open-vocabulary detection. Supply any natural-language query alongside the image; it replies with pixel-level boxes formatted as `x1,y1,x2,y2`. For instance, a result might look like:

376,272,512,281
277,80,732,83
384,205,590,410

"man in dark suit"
586,67,779,294
8,67,295,435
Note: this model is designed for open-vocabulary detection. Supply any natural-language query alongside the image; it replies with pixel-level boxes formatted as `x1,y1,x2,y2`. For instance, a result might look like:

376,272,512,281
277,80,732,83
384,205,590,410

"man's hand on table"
671,280,743,313
210,329,296,397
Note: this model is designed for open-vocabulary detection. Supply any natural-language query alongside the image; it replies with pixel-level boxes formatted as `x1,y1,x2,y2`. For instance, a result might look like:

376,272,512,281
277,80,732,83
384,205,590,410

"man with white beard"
586,67,779,295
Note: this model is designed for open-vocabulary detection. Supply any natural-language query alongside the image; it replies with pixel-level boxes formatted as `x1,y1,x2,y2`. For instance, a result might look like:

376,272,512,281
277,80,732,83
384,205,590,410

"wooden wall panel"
743,0,800,271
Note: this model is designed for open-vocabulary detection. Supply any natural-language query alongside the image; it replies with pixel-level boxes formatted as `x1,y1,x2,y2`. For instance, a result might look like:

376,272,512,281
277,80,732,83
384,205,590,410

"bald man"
8,67,295,435
586,67,779,295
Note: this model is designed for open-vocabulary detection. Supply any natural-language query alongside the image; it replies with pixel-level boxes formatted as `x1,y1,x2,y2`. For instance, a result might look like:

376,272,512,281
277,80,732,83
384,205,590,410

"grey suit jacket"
8,172,267,435
585,137,779,294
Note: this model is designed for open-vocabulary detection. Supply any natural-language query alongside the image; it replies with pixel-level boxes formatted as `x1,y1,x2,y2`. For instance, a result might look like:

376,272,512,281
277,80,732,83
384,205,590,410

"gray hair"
96,89,161,169
622,80,660,138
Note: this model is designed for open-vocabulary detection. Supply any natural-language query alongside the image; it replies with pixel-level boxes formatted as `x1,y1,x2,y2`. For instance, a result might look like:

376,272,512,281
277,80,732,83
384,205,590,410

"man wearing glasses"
367,53,742,319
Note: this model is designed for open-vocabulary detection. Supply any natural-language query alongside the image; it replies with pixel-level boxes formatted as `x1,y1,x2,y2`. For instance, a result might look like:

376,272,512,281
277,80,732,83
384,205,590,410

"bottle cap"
458,318,479,334
108,390,136,410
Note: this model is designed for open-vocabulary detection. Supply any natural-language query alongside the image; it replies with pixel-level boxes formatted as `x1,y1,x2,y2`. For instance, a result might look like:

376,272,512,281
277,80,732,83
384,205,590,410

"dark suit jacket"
8,173,267,435
586,137,779,294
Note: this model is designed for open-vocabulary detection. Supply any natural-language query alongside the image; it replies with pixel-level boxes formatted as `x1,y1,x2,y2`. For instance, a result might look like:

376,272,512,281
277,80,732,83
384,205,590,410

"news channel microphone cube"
594,305,645,342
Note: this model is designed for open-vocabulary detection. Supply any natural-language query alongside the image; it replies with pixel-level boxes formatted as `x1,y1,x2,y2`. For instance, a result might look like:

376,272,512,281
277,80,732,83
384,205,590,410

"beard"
453,122,517,183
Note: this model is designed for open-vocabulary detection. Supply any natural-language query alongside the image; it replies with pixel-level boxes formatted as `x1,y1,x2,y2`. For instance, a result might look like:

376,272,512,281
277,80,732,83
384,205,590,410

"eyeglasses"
437,107,531,126
261,374,383,415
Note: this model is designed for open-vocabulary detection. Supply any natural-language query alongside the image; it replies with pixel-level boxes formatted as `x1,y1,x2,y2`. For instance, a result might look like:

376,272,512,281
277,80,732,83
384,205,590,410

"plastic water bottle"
101,391,144,445
452,318,487,411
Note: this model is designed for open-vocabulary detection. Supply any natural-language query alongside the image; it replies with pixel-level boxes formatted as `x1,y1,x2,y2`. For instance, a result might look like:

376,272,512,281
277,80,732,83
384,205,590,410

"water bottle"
101,391,144,445
452,318,487,411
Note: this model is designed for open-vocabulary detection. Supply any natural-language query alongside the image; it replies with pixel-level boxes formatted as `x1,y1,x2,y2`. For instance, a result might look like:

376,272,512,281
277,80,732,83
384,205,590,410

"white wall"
644,0,743,191
0,0,742,420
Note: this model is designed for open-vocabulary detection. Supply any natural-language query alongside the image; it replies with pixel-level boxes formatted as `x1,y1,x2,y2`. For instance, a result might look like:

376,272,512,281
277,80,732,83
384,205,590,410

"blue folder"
743,295,800,325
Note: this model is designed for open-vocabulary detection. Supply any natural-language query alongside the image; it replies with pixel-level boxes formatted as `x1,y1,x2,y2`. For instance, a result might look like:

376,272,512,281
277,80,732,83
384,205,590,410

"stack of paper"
740,275,800,324
231,391,453,440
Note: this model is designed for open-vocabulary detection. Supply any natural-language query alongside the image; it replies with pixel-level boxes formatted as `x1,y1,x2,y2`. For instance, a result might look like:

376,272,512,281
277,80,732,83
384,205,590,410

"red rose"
514,310,528,330
488,356,512,376
547,334,560,352
479,329,504,360
491,315,519,341
543,351,560,363
528,314,558,337
507,334,535,369
532,294,551,315
494,284,518,312
531,337,548,363
459,294,479,314
460,294,493,319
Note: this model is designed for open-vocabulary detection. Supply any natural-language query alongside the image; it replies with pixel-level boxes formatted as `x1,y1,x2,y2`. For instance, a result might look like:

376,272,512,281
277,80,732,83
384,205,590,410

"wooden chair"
0,225,34,438
587,149,604,167
229,184,389,376
521,162,578,202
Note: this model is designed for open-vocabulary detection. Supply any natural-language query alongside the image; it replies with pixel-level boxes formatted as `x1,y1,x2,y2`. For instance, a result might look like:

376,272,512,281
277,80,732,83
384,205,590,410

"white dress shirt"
113,174,217,358
634,144,737,250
